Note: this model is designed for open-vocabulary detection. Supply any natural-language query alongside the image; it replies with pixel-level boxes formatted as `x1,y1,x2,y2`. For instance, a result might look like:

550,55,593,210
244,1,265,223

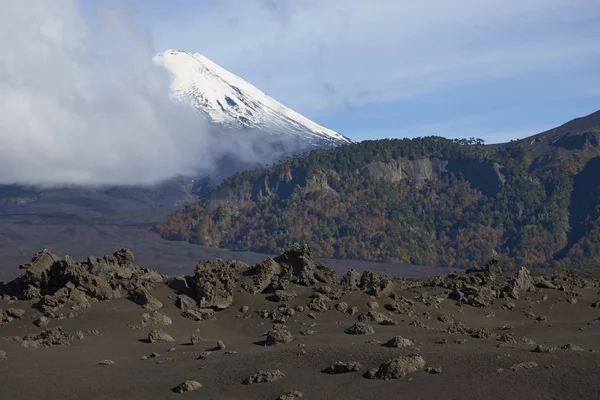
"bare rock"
130,289,163,310
173,380,202,393
34,316,50,327
322,361,362,374
358,311,388,323
510,361,538,371
425,366,443,374
383,336,414,348
193,259,239,309
0,350,6,360
175,295,215,321
341,269,361,291
148,329,175,343
364,354,426,380
274,244,340,286
22,327,71,347
141,311,172,327
217,340,226,350
345,323,374,335
265,328,293,345
277,391,303,400
335,302,349,313
242,370,285,385
6,308,25,319
98,359,115,365
308,294,330,312
360,270,394,298
505,268,535,299
268,290,298,302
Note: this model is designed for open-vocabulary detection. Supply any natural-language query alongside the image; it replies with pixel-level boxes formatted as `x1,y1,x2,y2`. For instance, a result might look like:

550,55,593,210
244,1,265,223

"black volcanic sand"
0,247,599,400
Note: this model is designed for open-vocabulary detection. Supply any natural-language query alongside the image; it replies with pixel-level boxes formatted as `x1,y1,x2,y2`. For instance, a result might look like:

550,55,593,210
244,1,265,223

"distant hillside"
156,110,600,269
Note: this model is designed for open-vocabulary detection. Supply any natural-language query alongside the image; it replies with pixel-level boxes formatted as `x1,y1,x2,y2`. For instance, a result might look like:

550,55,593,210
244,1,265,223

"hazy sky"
131,0,600,142
1,0,599,186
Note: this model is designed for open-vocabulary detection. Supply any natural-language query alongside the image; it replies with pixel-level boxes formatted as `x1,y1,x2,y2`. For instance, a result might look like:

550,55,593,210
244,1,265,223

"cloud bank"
0,0,291,186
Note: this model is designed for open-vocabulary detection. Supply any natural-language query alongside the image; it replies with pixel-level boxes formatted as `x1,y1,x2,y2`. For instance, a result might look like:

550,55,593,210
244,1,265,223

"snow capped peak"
154,49,352,147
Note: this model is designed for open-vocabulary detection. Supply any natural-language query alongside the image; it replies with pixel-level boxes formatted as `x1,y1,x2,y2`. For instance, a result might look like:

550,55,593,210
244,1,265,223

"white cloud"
0,0,286,186
154,0,600,113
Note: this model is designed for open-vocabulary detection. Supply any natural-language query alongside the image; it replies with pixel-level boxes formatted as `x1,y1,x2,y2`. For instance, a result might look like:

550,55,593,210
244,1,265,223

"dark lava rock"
193,259,241,309
274,244,340,286
22,326,71,347
505,268,536,300
383,336,414,348
359,270,394,298
364,354,426,380
242,370,285,385
173,380,202,393
265,328,294,345
129,288,163,310
345,323,375,335
277,391,303,400
147,329,175,343
341,269,361,291
322,361,362,374
175,295,215,321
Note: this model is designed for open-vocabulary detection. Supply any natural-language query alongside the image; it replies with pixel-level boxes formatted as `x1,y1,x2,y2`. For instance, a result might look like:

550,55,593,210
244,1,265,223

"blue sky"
124,0,600,143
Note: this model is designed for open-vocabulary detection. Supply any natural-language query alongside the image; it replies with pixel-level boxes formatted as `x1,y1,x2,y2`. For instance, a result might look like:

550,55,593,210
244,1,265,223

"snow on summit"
154,50,352,147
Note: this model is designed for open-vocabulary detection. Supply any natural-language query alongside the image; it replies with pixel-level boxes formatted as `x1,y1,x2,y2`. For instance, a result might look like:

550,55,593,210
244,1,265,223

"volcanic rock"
242,370,285,385
364,354,426,380
322,361,362,374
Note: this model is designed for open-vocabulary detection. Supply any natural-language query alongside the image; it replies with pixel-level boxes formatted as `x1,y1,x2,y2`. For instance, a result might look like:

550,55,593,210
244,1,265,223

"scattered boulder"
308,294,330,312
0,350,6,360
98,359,115,366
193,259,239,309
274,244,339,286
268,290,298,302
505,268,535,299
358,311,388,323
322,361,362,374
34,316,50,328
6,308,25,319
360,270,394,298
277,391,303,400
335,302,349,313
341,269,361,291
21,327,71,347
510,361,538,371
173,380,202,393
147,329,175,343
129,289,163,310
242,370,285,385
383,336,414,348
175,295,215,321
217,340,226,350
425,366,443,374
364,354,426,380
345,323,374,335
265,328,294,345
141,311,172,327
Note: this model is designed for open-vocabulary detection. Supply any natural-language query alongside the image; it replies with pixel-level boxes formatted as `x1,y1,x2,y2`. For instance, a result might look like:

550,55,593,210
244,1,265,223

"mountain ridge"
157,109,600,269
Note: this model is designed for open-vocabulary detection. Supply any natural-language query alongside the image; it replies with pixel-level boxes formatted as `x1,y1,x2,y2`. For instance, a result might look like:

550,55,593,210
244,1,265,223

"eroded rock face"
6,248,162,313
505,268,536,299
175,295,215,321
273,244,340,286
364,354,426,380
193,259,241,309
